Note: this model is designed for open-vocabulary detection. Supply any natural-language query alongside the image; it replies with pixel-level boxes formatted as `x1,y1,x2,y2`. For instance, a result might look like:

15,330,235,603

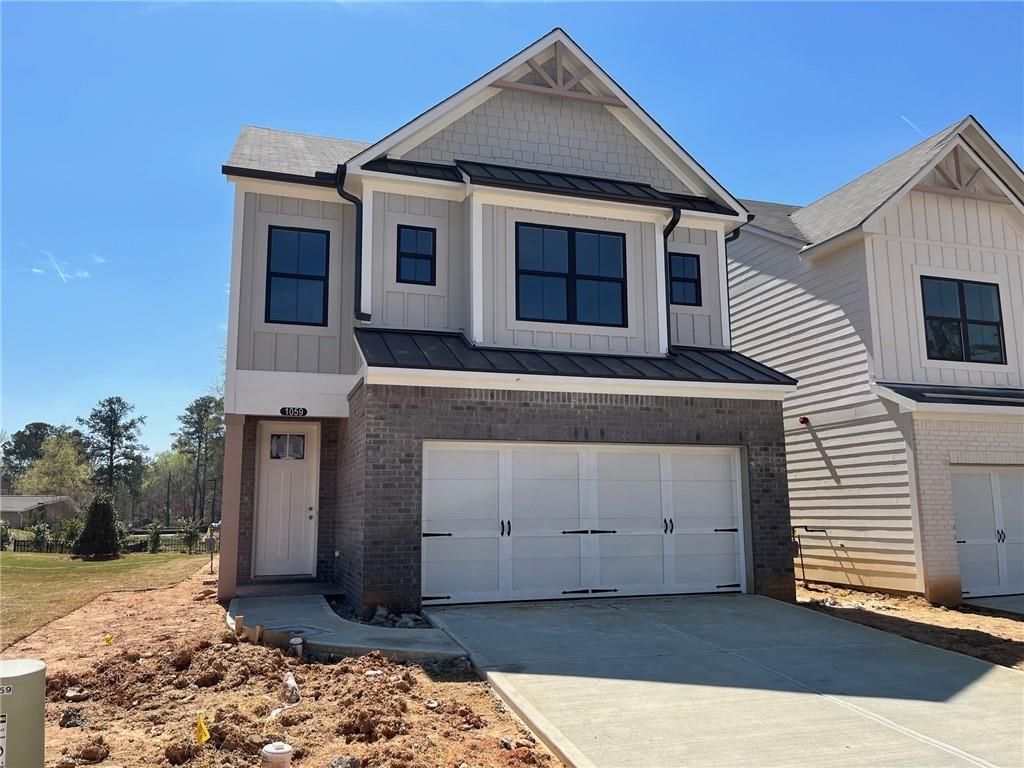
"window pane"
576,279,623,325
295,280,325,324
398,256,418,282
518,226,544,270
415,258,432,284
922,278,960,318
268,276,298,322
963,283,1001,322
672,280,698,305
297,231,327,276
543,228,568,271
270,434,289,460
519,274,567,321
599,235,624,278
967,323,1003,363
288,434,305,460
671,254,699,280
269,228,299,273
417,229,434,255
576,232,600,275
925,318,963,360
399,226,419,253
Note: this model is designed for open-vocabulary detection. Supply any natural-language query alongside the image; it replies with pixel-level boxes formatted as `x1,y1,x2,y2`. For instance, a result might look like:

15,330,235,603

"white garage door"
953,470,1024,597
421,441,746,604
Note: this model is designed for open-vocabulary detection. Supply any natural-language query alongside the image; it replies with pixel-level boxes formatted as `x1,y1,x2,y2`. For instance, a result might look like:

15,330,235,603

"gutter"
662,206,681,349
724,212,755,244
335,164,371,321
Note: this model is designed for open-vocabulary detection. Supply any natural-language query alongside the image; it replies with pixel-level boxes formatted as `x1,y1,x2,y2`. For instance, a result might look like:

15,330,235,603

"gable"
915,145,1013,203
400,87,690,194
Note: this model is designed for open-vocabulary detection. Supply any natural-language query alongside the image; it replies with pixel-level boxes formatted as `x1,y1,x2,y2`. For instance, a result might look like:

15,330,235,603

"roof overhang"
873,382,1024,418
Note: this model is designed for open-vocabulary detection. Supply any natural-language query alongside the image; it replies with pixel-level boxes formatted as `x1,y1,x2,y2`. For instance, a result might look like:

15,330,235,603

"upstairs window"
922,276,1005,364
265,226,329,326
669,253,701,306
397,225,436,285
515,223,627,327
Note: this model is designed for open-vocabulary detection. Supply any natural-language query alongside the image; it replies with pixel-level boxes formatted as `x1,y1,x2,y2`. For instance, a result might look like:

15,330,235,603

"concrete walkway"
427,595,1024,768
966,594,1024,616
227,596,464,660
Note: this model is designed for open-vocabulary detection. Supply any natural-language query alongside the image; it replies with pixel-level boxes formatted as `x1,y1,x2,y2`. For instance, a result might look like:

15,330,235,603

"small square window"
921,276,1005,364
397,225,436,285
270,433,305,460
669,253,701,306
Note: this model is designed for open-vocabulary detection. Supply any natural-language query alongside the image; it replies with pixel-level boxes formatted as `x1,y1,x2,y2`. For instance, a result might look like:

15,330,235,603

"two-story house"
729,116,1023,605
216,29,797,613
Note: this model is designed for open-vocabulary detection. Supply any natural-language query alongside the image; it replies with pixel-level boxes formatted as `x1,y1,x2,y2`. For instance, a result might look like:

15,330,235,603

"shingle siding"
341,384,794,613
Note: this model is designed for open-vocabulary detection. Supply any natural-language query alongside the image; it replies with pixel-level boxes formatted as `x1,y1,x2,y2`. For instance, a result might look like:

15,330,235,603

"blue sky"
3,2,1021,453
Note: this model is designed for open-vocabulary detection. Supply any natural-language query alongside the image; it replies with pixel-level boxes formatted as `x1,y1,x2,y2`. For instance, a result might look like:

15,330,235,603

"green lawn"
0,552,206,648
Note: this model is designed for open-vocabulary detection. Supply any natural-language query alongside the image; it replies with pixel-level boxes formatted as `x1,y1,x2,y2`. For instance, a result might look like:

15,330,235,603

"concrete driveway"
426,595,1024,768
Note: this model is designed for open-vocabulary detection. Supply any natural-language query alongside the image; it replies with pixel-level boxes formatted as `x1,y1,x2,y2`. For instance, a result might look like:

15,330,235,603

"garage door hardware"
422,532,453,537
716,583,741,589
662,519,677,533
956,539,966,544
499,520,513,536
561,588,619,594
560,529,618,535
422,595,451,601
997,529,1006,543
714,527,738,533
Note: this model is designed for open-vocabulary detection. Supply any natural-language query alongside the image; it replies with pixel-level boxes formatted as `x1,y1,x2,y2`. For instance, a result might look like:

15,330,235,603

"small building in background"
0,495,81,528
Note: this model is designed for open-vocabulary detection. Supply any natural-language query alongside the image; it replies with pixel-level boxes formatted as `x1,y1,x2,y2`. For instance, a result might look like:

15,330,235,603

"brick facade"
236,416,340,584
339,384,795,613
911,416,1024,605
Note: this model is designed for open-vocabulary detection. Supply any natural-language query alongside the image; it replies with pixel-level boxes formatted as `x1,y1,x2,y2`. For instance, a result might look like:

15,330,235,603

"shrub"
28,522,51,550
114,520,131,550
75,494,120,558
0,520,10,550
147,521,163,554
178,517,200,554
54,518,85,548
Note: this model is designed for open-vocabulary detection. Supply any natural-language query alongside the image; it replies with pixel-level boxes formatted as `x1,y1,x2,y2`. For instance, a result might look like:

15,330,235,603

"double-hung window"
397,225,436,285
669,253,701,306
265,226,329,326
921,276,1005,364
515,223,627,327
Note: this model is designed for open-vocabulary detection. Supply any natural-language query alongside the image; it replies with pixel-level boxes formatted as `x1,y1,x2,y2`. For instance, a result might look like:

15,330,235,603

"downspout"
335,164,370,321
662,206,681,350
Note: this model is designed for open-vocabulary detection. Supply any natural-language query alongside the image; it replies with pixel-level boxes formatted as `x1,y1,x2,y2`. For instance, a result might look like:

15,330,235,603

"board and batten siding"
667,226,725,348
481,204,662,355
235,192,359,375
867,184,1024,388
369,192,468,333
729,230,921,592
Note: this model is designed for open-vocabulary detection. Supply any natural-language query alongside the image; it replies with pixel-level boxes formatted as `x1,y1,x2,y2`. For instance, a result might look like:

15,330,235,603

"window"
921,276,1005,364
397,225,436,285
669,253,701,306
515,223,627,327
270,433,305,460
265,226,329,326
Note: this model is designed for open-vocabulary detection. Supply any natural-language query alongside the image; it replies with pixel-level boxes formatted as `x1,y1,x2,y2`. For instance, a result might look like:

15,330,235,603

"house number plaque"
279,407,308,417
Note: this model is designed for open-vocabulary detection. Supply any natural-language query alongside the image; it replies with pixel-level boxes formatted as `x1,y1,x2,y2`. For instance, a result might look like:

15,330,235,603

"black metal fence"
10,535,217,555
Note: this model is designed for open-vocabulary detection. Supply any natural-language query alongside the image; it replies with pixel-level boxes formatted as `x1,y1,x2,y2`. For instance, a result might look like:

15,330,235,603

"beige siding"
402,88,689,194
729,231,921,592
235,192,359,374
667,226,724,347
868,184,1024,388
482,204,662,355
369,192,467,333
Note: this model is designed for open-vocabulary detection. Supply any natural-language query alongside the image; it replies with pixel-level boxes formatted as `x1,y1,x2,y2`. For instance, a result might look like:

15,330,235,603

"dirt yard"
797,583,1024,670
3,562,557,768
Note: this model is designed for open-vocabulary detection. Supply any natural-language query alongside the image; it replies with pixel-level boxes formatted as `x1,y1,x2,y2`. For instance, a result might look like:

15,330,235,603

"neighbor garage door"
421,441,746,604
953,469,1024,597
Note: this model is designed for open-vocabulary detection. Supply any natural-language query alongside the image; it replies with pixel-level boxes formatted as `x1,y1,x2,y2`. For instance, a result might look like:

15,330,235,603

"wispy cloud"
90,254,107,264
900,115,925,137
31,267,45,274
36,249,94,284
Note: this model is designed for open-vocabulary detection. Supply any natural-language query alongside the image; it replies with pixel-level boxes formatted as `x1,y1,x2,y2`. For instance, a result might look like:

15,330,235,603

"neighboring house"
729,116,1024,605
217,29,797,612
0,495,81,528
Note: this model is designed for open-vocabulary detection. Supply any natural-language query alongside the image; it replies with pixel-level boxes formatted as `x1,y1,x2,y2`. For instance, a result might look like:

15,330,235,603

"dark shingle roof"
0,495,76,513
355,328,794,386
741,199,807,243
224,126,371,182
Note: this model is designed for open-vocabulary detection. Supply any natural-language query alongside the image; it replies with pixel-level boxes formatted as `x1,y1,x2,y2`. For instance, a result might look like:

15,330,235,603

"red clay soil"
797,583,1024,670
4,563,558,768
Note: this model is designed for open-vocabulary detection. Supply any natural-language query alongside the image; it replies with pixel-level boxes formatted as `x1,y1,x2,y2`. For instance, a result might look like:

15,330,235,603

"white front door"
254,422,319,578
421,441,746,604
953,470,1024,597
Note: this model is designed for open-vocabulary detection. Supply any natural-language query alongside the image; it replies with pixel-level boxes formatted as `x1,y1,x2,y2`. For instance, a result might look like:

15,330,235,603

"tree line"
1,394,225,526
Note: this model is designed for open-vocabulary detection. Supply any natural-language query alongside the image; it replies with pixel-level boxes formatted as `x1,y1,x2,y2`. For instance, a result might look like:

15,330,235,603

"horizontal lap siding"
730,232,921,592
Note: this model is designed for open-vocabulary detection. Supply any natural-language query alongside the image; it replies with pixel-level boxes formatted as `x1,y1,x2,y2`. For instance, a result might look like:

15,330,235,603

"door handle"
664,519,668,534
669,519,674,534
308,514,314,520
507,519,511,536
501,520,505,537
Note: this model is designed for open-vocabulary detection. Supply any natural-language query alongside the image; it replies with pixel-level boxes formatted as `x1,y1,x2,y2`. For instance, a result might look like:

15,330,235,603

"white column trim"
654,222,669,352
224,185,245,413
716,226,731,348
470,194,485,343
360,186,374,317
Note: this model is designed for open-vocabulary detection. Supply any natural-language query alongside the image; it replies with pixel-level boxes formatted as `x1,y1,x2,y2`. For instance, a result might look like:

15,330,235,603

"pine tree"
76,494,120,559
77,397,146,495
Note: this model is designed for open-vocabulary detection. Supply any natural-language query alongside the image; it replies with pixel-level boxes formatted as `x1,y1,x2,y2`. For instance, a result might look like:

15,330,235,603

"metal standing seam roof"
454,159,736,215
362,157,464,182
355,328,795,386
878,383,1024,408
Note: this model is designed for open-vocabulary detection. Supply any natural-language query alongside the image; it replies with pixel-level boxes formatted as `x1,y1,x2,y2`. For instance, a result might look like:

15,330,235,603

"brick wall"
911,417,1024,605
335,384,367,602
346,384,794,612
403,88,687,193
237,415,340,584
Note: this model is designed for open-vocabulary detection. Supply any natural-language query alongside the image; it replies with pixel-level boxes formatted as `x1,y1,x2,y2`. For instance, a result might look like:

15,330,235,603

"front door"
953,470,1024,597
254,422,319,578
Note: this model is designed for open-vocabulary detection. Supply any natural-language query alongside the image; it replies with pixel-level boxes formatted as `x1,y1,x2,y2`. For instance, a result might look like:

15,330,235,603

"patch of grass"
0,552,206,648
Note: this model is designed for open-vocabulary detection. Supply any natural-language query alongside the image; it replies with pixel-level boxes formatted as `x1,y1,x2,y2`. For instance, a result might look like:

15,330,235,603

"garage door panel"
675,534,740,588
596,451,661,480
511,450,579,479
510,479,580,529
953,470,1023,597
427,449,498,479
422,537,500,596
597,481,663,529
423,479,498,520
670,453,732,481
596,535,665,587
510,536,582,592
957,544,1000,593
671,482,736,520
